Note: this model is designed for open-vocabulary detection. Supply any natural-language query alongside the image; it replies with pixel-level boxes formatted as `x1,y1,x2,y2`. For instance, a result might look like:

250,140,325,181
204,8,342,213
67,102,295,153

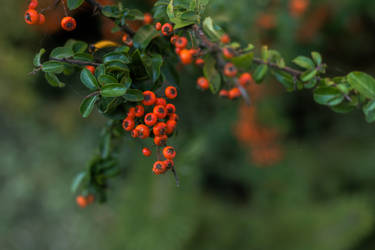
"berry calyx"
161,23,173,36
144,113,158,126
175,37,188,49
135,124,150,139
142,147,152,157
153,105,167,119
197,77,210,90
224,63,238,77
153,161,167,175
24,9,39,25
164,159,174,170
165,86,177,99
61,16,77,31
142,91,156,106
163,146,176,159
122,118,135,131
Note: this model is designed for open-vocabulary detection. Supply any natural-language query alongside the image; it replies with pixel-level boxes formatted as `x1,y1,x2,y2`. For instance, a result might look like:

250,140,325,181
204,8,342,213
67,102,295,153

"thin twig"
50,57,101,66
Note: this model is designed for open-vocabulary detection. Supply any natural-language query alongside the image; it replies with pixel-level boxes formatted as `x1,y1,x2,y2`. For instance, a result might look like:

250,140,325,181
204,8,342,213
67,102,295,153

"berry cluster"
24,0,45,25
122,86,178,175
24,0,77,31
76,194,95,208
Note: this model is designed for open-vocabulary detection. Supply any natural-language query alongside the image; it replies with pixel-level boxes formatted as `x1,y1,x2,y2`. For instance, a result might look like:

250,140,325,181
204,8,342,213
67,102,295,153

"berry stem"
40,0,61,14
171,167,180,187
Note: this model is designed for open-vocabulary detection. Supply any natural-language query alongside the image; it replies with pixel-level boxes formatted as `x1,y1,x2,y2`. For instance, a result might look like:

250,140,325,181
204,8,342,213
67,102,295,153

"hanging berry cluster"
122,87,178,176
27,0,375,206
24,0,77,31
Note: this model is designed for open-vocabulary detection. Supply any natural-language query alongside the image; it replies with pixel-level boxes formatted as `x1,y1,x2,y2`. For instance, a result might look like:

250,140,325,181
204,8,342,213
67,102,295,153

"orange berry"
122,118,135,131
142,147,152,157
144,113,158,126
165,86,177,99
135,124,150,139
164,159,174,170
170,35,179,45
153,161,167,175
169,113,179,122
166,120,177,134
195,58,205,66
228,87,241,99
134,105,145,117
239,73,252,86
153,105,167,119
153,122,167,136
165,103,176,114
222,48,234,59
155,22,162,31
175,37,188,49
142,91,156,106
131,129,138,138
144,13,153,25
155,97,167,106
197,77,210,90
24,9,39,25
190,48,200,56
154,135,168,146
219,89,229,97
85,65,96,75
179,49,193,64
161,23,173,36
38,13,45,25
122,33,133,47
28,0,38,9
163,146,176,159
224,63,237,77
127,107,136,119
61,16,77,31
175,48,182,55
76,195,88,208
221,34,231,44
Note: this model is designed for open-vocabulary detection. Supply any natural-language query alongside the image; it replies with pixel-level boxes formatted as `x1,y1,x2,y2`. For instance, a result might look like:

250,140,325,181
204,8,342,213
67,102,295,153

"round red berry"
239,73,252,86
142,147,152,157
142,91,156,106
161,23,173,36
24,9,39,25
122,118,135,131
144,113,158,126
197,77,210,90
175,37,188,49
153,122,167,136
163,146,176,159
165,86,177,99
153,161,167,175
135,105,145,117
136,124,150,139
61,16,77,31
224,63,238,77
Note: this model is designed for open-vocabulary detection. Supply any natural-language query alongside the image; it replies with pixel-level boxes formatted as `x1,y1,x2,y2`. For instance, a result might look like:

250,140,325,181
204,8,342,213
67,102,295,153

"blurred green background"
1,0,375,249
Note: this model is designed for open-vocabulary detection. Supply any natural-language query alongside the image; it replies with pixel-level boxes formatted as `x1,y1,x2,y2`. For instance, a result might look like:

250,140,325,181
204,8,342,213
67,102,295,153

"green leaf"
141,53,163,83
133,25,160,49
103,52,130,64
331,102,355,114
202,17,224,42
123,89,144,102
313,87,344,106
293,56,315,69
101,5,121,18
73,53,94,62
42,61,65,73
105,61,129,72
67,0,84,10
123,9,144,20
311,51,322,65
253,64,268,83
272,70,295,91
50,47,74,59
363,100,375,123
80,95,99,118
203,55,221,94
33,48,46,67
71,171,87,193
100,132,111,159
231,52,253,70
95,64,106,78
347,71,375,99
98,74,118,85
300,69,317,82
44,73,65,88
167,0,196,29
80,68,99,90
101,84,127,97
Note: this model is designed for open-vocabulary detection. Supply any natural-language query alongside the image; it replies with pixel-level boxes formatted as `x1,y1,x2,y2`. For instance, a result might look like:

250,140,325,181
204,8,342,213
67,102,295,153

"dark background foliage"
1,0,375,249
